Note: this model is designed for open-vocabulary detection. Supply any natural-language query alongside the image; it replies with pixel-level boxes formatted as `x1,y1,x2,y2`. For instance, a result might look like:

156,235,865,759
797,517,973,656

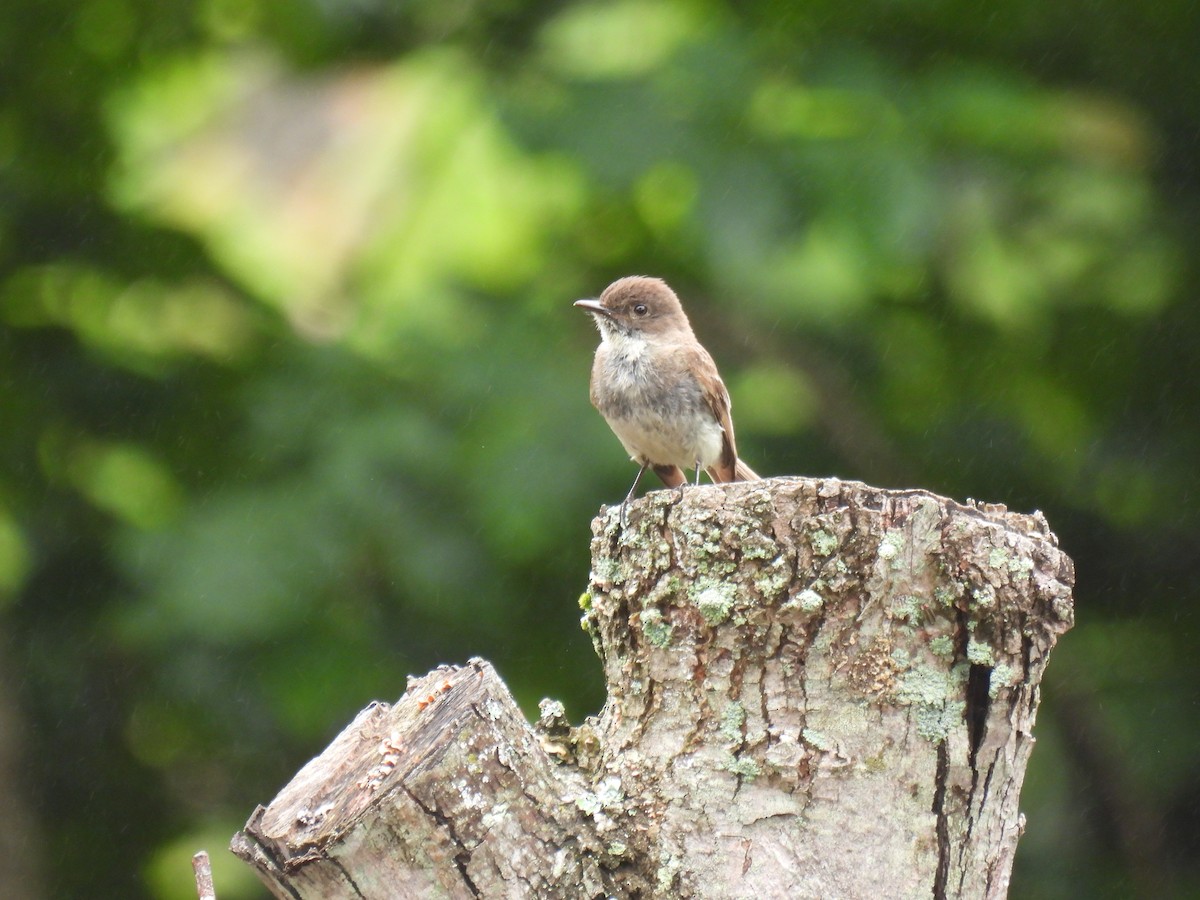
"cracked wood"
232,476,1073,899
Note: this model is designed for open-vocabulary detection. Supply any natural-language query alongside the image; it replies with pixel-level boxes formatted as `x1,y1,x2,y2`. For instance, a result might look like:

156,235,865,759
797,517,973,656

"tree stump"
232,477,1074,898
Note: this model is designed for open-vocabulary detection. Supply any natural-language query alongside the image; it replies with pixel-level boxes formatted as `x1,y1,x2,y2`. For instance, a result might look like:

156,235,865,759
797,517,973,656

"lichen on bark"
233,476,1073,900
580,477,1073,898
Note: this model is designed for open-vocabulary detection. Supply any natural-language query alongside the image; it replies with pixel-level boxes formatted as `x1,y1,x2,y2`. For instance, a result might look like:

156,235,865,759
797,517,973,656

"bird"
575,275,760,510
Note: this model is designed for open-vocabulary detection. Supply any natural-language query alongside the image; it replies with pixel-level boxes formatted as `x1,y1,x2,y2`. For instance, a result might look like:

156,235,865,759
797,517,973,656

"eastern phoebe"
575,276,760,508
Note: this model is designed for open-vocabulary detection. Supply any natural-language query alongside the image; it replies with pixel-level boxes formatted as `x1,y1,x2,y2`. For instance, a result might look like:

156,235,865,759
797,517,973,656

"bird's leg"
676,459,700,500
621,461,650,526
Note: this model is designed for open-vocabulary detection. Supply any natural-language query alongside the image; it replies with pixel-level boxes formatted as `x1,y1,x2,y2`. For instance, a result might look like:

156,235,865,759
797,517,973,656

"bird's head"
574,276,694,340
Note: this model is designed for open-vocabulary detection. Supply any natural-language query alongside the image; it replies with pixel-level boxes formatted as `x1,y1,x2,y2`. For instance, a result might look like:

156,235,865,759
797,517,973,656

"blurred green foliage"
2,0,1198,897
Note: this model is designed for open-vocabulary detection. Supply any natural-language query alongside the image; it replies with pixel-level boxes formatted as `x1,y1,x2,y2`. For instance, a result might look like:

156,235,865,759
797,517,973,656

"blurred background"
2,0,1197,897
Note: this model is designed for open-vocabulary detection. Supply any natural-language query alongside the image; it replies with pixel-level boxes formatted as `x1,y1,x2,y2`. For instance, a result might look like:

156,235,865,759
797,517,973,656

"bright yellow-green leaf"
67,440,184,529
732,363,818,436
538,0,710,79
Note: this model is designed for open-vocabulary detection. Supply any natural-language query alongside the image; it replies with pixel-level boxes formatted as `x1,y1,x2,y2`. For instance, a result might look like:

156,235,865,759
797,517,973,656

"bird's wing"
686,344,740,483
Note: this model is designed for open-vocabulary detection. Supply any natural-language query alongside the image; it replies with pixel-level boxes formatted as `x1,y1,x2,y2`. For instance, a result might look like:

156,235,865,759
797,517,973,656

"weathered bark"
233,477,1074,899
231,659,623,898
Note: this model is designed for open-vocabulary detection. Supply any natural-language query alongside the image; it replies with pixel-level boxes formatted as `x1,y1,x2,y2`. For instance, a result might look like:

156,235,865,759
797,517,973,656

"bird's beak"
574,298,611,317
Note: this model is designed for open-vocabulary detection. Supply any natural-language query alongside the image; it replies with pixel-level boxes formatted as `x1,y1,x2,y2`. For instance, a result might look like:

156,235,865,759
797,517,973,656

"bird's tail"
705,459,762,483
733,459,761,481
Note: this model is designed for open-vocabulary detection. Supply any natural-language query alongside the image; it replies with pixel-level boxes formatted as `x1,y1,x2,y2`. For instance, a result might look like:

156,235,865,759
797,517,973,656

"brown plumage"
574,276,759,503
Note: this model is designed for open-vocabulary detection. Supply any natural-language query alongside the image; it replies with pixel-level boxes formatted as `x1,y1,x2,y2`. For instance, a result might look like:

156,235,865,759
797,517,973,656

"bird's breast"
590,336,724,470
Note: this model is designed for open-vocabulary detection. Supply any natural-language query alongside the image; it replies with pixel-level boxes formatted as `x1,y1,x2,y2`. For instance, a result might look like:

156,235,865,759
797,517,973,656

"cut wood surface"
233,477,1075,899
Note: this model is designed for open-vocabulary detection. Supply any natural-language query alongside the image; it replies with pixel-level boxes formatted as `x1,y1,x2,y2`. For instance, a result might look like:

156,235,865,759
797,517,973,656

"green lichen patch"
684,525,725,561
929,635,955,659
971,584,997,608
690,579,736,625
891,593,924,626
809,528,838,556
753,558,792,601
897,667,960,710
915,699,967,741
934,583,961,607
694,556,737,578
878,529,905,564
722,753,762,780
574,791,602,816
967,638,996,666
578,591,592,611
639,608,673,647
989,662,1016,697
655,854,682,892
648,540,674,569
539,698,566,720
801,727,834,751
987,547,1010,569
719,701,746,744
1007,555,1034,577
589,558,621,585
740,530,779,560
793,587,824,612
896,662,970,742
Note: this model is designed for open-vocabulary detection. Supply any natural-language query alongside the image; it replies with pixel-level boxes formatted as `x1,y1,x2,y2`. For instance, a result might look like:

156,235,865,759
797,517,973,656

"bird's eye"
633,303,648,316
